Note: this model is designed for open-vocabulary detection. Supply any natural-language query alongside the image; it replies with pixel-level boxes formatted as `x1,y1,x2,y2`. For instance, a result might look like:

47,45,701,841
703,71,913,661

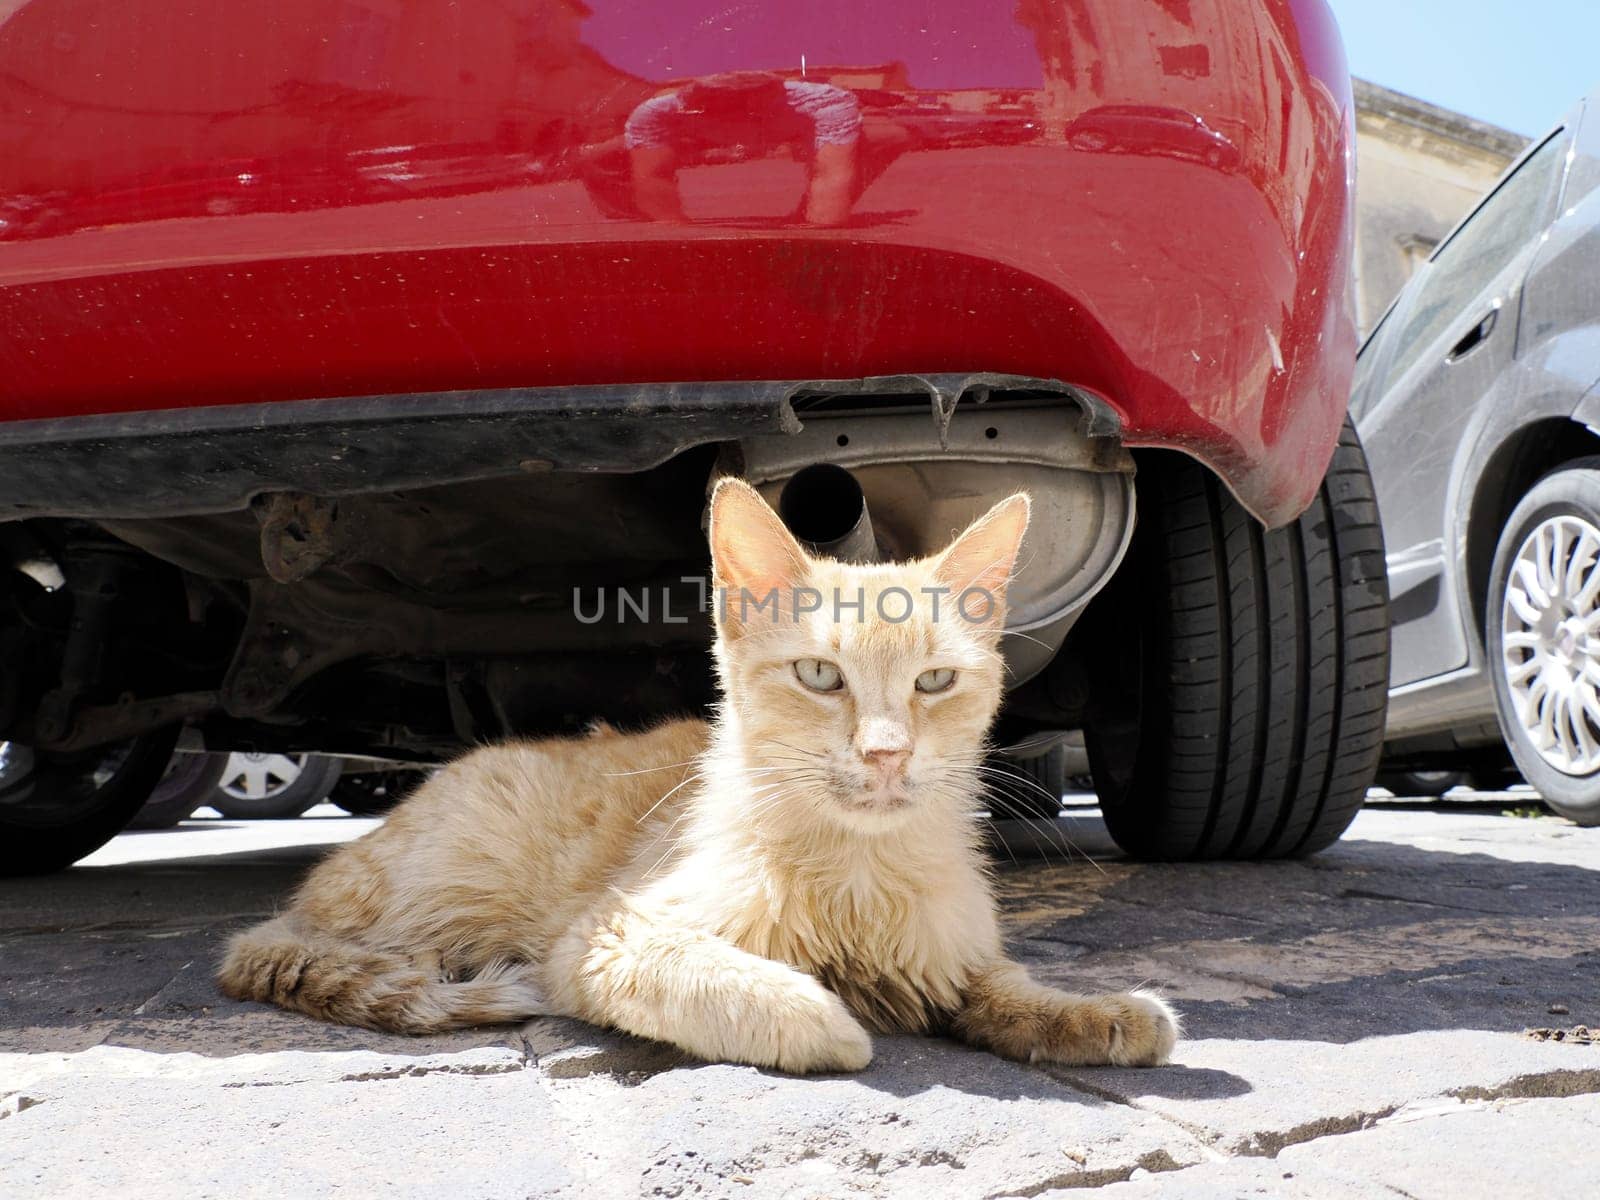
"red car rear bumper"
0,0,1354,527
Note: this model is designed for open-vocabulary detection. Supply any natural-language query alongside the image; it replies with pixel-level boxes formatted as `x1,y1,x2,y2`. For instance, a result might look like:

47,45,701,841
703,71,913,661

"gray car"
1352,86,1600,825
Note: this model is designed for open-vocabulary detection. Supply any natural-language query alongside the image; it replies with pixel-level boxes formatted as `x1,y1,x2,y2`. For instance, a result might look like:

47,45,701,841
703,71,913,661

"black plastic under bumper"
0,374,1122,521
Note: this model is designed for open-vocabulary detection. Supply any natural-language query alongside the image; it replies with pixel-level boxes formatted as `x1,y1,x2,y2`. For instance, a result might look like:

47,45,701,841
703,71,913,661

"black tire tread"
0,727,180,874
1087,419,1390,859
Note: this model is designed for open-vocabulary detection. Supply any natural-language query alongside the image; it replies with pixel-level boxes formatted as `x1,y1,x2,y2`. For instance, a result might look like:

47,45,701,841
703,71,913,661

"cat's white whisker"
995,630,1051,651
602,757,706,777
968,763,1105,875
633,770,705,825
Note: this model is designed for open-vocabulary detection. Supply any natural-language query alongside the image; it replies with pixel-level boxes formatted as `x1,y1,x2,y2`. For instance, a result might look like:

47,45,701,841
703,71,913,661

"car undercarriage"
0,376,1131,764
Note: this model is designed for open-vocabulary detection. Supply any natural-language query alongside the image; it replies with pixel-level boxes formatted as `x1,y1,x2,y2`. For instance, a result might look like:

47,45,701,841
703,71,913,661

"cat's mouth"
836,783,914,815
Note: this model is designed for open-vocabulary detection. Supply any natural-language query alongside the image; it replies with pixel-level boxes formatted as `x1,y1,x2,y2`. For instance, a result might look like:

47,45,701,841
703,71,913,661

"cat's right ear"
708,478,810,638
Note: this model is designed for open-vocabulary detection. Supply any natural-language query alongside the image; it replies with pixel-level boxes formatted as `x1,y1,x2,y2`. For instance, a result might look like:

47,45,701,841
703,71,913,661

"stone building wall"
1352,78,1529,336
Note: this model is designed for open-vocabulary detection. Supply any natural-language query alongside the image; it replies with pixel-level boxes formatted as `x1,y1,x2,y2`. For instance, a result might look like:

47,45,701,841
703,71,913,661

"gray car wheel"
1487,462,1600,825
209,753,344,820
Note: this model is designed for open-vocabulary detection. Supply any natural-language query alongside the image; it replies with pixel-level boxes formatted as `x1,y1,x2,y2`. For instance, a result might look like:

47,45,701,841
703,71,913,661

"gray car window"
1563,100,1599,209
1383,131,1569,386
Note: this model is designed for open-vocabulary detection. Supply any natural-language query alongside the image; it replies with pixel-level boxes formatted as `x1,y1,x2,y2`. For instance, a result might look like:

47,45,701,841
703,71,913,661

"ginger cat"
218,479,1178,1073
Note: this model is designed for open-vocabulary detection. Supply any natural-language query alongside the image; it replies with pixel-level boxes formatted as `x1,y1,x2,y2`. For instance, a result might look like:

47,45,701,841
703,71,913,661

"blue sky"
1330,1,1600,136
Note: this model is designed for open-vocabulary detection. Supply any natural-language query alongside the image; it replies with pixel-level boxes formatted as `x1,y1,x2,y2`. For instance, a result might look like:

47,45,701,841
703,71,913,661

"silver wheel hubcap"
219,752,306,801
1501,514,1600,776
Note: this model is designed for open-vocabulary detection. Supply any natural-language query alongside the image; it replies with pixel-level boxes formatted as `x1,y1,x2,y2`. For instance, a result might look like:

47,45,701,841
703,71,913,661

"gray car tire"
1373,769,1469,798
0,728,180,874
127,751,229,829
331,769,429,816
1486,463,1600,826
1084,419,1391,858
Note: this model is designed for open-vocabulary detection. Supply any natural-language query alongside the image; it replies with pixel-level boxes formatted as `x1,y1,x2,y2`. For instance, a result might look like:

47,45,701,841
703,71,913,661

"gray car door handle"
1447,309,1497,361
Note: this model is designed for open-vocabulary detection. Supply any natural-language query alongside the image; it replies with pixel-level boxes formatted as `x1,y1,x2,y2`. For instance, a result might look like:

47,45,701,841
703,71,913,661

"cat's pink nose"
864,749,909,779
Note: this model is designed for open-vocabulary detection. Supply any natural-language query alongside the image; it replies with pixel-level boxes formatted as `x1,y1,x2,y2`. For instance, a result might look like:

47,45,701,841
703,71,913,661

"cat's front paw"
1097,990,1180,1067
771,983,874,1074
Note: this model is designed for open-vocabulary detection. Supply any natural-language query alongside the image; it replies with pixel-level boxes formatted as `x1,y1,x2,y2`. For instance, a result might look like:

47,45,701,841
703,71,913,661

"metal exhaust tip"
778,463,880,563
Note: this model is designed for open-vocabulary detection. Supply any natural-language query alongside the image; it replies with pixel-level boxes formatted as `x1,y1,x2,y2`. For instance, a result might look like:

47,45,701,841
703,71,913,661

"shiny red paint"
0,0,1354,526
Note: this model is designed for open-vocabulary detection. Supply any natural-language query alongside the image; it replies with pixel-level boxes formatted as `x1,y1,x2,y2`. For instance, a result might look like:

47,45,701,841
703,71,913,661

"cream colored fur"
218,480,1178,1073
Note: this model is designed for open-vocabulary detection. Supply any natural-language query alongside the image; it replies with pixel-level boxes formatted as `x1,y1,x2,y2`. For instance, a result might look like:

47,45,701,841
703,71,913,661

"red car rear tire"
1084,419,1390,859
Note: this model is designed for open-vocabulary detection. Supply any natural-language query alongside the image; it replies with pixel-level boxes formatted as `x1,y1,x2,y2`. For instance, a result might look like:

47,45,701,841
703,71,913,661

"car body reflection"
1065,105,1241,171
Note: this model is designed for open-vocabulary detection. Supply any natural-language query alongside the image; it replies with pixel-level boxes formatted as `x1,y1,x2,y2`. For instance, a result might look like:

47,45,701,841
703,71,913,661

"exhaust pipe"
778,464,880,563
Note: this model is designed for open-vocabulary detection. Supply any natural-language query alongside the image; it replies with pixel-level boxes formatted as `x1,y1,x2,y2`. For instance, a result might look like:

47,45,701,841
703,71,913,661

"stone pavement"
2,799,1597,1197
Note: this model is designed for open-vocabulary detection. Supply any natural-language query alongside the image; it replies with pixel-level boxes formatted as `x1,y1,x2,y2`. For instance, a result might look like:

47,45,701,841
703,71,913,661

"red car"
0,0,1387,872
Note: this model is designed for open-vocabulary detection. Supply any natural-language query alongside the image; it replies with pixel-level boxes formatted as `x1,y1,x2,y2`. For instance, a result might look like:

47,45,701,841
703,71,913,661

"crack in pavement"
1209,1059,1600,1160
215,1060,529,1087
1449,1064,1600,1101
339,1060,527,1083
1022,1060,1600,1191
1336,887,1513,914
131,961,193,1016
983,1149,1191,1196
1232,1105,1402,1158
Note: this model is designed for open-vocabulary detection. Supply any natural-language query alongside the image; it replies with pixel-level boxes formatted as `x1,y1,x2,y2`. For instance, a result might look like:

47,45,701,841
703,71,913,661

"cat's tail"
217,916,549,1034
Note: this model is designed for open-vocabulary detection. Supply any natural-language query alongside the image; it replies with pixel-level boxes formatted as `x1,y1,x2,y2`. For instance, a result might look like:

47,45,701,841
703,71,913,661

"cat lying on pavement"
219,479,1178,1073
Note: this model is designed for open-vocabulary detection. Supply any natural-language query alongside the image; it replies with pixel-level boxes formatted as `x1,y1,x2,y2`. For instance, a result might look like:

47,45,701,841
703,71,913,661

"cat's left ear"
709,477,811,637
932,493,1031,630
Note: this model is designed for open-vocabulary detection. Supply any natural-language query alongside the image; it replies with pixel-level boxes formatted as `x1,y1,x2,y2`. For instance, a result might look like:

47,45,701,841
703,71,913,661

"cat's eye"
915,668,957,694
794,659,845,692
